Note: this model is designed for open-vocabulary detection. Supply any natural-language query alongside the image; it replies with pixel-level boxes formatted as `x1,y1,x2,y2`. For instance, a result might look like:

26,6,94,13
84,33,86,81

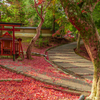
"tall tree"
26,0,52,59
60,0,100,100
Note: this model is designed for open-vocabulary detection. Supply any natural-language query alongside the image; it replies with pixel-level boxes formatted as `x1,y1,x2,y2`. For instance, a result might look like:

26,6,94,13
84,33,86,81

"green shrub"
35,38,49,48
8,31,12,35
43,39,49,46
38,38,43,48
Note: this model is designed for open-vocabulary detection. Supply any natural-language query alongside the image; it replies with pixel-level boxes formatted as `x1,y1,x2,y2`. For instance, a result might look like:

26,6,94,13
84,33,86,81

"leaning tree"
60,0,100,100
26,0,52,59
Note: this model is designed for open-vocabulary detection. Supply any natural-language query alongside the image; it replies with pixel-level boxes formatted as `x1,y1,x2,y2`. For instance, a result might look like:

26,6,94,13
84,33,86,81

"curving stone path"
48,41,93,93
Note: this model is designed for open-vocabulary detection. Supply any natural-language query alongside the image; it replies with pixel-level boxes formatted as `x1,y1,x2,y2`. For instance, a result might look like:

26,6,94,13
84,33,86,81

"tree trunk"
85,62,100,100
83,39,100,100
26,0,51,59
82,16,100,100
26,19,44,59
60,0,100,99
77,32,81,51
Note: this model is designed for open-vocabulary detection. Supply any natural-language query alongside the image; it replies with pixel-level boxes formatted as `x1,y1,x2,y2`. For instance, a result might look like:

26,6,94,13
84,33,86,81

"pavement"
0,41,93,96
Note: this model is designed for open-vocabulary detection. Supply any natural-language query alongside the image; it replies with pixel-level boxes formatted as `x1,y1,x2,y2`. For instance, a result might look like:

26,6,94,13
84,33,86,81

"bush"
8,31,12,35
35,38,49,48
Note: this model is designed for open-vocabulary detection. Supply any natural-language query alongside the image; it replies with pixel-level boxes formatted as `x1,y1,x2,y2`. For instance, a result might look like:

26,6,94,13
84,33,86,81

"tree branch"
92,0,100,11
34,0,52,19
86,0,100,12
34,0,42,19
44,0,52,10
41,5,43,17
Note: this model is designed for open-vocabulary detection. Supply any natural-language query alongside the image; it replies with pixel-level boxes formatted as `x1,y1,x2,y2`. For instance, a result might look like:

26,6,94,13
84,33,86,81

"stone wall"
3,27,52,37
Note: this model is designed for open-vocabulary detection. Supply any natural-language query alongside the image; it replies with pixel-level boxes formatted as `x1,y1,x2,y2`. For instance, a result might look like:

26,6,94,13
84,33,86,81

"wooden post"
13,26,15,61
18,38,23,57
1,41,2,55
19,40,21,56
10,41,12,55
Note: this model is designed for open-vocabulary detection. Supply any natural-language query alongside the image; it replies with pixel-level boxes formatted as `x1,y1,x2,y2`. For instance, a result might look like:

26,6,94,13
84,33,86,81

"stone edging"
0,64,83,96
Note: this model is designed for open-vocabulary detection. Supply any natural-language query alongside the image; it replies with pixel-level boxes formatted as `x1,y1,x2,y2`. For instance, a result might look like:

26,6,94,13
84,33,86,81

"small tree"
26,0,52,59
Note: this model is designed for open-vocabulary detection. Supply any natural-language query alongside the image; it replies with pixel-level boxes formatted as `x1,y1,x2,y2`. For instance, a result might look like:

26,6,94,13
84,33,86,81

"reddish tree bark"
60,0,100,99
26,0,52,59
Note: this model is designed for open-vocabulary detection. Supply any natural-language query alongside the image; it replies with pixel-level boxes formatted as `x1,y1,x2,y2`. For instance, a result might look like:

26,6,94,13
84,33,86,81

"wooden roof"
0,22,22,26
2,32,12,37
0,32,18,41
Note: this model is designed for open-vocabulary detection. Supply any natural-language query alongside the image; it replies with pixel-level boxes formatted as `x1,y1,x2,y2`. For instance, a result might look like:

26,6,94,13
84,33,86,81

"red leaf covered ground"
0,67,79,100
0,40,80,100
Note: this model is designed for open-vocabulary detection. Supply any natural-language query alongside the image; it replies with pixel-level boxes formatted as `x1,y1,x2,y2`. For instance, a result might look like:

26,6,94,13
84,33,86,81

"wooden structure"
0,22,23,61
0,32,23,58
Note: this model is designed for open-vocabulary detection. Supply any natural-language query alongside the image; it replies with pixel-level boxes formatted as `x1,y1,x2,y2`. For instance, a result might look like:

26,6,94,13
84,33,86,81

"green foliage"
0,0,69,32
2,0,99,37
0,0,35,26
92,2,100,30
42,10,53,28
8,31,12,35
35,38,49,48
43,39,49,46
38,38,43,48
97,29,100,35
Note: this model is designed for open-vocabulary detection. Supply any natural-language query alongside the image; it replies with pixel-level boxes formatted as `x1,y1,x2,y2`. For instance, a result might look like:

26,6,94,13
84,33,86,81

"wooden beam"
13,26,15,61
0,22,22,26
0,24,21,27
0,28,20,31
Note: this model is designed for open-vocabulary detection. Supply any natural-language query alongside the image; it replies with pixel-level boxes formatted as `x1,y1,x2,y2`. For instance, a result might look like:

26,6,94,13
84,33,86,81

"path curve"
48,41,93,94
